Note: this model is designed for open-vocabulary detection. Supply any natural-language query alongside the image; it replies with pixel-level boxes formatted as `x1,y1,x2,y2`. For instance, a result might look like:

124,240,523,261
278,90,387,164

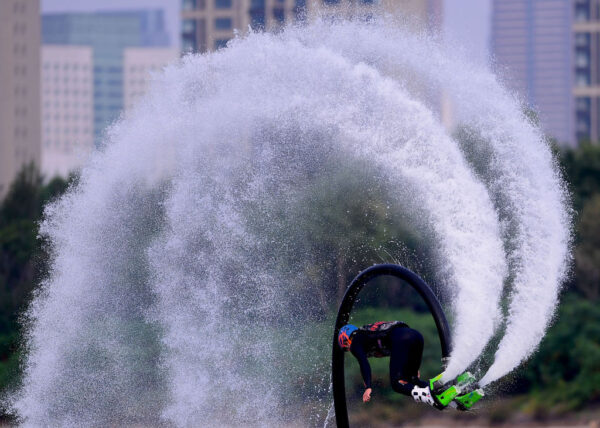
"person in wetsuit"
337,322,435,405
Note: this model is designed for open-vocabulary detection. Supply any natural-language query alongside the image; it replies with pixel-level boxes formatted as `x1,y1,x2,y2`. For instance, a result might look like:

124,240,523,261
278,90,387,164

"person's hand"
362,388,372,403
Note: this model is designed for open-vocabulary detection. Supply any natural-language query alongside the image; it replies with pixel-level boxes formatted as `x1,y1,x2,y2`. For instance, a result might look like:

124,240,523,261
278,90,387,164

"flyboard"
331,264,483,428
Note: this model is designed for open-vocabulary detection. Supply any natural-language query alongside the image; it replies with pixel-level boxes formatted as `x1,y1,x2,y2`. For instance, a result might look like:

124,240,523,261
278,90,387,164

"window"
576,116,590,133
576,70,590,86
215,17,232,30
215,0,232,8
273,8,284,24
250,1,265,29
215,38,229,49
575,1,590,21
576,50,590,68
182,36,197,52
250,12,265,29
575,33,590,47
576,97,590,113
182,0,196,10
183,19,197,33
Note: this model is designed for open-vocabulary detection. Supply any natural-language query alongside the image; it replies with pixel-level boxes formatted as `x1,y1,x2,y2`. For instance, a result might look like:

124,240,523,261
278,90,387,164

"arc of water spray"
300,20,571,383
11,17,571,427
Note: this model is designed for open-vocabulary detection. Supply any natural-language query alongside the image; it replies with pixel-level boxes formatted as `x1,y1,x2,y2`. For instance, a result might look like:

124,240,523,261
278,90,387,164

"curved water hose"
331,264,451,427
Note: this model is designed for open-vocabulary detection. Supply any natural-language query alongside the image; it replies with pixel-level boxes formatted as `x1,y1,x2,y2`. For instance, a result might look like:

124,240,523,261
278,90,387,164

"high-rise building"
123,47,179,112
573,0,600,143
0,0,41,199
41,45,94,179
181,0,441,54
491,0,574,146
41,11,170,146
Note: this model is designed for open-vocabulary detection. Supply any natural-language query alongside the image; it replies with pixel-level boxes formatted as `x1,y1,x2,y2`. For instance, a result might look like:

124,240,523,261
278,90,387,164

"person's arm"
350,338,372,390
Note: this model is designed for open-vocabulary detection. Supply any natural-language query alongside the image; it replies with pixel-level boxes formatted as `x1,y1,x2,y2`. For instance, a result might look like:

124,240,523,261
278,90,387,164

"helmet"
338,324,358,350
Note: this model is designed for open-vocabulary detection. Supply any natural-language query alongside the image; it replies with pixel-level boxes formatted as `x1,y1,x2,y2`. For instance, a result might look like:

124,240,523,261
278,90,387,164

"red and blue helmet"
338,324,358,350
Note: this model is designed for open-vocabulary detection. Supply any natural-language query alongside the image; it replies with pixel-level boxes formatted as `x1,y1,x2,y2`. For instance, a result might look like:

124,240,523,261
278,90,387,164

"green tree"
560,143,600,212
574,195,600,301
525,294,600,411
0,164,69,398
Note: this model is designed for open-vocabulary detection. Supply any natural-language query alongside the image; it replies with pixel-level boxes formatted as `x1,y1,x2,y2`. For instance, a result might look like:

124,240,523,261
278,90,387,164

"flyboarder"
337,321,483,409
337,321,436,405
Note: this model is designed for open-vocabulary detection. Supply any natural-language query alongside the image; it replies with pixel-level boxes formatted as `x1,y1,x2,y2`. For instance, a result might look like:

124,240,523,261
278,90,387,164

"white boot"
411,385,435,406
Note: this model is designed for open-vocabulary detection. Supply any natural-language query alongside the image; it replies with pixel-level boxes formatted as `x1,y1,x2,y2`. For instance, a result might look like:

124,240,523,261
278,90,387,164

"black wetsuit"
350,325,428,396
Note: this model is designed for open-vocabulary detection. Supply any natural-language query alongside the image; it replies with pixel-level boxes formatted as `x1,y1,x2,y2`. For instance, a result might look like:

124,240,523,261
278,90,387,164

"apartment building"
0,0,41,198
41,45,94,178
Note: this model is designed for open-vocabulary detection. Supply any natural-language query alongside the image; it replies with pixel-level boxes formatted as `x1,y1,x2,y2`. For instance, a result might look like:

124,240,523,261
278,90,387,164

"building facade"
123,47,179,112
41,11,170,146
181,0,441,54
491,0,574,146
573,0,600,143
41,45,94,179
0,0,41,198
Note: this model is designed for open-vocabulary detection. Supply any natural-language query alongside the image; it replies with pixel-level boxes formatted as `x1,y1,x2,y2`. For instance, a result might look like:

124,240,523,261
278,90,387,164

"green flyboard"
455,388,485,410
434,385,460,407
429,373,458,408
455,371,476,389
429,372,476,409
429,372,444,391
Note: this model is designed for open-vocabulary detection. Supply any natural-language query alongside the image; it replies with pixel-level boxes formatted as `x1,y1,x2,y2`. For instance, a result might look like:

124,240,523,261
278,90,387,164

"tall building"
181,0,441,54
573,0,600,143
41,11,170,146
491,0,574,146
41,45,94,179
123,47,179,112
0,0,41,199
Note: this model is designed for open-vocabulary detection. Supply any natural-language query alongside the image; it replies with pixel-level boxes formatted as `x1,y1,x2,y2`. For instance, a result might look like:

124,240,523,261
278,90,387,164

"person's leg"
389,327,425,396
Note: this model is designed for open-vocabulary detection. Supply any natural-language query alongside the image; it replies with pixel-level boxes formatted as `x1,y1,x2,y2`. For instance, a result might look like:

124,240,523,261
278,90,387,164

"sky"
41,0,492,65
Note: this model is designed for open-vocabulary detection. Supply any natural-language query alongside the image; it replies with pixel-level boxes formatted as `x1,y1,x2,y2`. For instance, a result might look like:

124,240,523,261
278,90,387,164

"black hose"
331,264,452,428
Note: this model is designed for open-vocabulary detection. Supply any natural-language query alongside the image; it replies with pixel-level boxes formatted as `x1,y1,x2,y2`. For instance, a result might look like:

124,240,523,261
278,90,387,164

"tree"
560,143,600,212
575,194,600,301
0,165,70,404
525,294,600,411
